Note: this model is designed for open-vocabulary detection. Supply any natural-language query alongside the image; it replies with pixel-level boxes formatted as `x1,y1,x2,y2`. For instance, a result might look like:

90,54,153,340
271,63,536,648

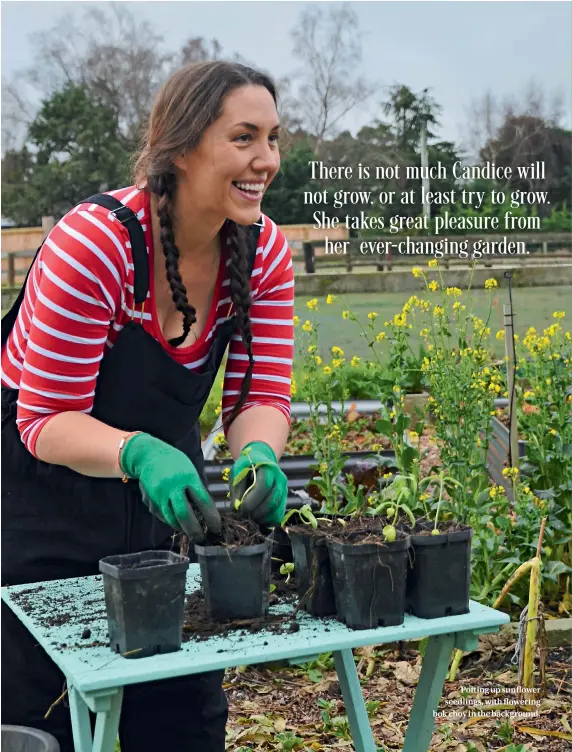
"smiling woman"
1,60,294,752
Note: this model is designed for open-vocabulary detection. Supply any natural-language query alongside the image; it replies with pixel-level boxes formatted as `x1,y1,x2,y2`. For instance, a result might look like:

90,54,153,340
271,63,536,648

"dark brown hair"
133,61,277,431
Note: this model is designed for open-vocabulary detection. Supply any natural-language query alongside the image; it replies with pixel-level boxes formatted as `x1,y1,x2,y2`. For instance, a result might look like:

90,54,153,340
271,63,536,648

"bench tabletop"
2,565,509,694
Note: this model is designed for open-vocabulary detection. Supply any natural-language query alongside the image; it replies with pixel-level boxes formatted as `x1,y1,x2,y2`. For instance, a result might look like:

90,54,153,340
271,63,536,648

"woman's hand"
121,433,221,543
229,442,287,526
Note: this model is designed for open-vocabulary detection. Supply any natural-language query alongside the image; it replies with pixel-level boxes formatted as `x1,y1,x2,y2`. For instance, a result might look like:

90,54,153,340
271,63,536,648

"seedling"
231,446,277,511
279,562,295,583
281,503,319,529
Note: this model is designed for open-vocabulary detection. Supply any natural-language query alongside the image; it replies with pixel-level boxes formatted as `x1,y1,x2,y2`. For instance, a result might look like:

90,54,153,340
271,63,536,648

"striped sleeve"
13,209,128,456
222,217,294,432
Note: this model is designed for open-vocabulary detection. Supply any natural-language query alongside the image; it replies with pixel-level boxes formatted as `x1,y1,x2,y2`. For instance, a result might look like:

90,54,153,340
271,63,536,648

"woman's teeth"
235,182,264,192
233,182,264,202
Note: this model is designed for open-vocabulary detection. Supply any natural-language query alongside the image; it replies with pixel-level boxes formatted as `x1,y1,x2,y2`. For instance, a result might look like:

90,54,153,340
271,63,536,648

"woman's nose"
253,144,280,173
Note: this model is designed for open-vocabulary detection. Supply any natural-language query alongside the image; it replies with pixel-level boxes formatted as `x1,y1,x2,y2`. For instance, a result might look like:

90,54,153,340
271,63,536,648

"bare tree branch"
290,3,377,153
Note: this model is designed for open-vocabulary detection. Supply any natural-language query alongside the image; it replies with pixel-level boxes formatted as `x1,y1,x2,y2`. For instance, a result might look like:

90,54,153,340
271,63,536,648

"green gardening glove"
229,441,288,527
121,433,221,544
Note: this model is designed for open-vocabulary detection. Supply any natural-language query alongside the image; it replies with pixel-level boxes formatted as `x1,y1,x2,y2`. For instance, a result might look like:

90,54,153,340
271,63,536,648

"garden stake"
503,297,520,472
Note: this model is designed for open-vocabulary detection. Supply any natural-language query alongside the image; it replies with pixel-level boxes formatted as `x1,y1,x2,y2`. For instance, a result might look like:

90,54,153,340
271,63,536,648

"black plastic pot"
288,528,336,617
270,525,294,572
327,535,409,629
99,550,189,659
195,539,272,620
406,524,473,619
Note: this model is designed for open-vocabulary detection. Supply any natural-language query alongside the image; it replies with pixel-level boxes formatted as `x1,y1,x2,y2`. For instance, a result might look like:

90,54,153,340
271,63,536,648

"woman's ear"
173,153,188,172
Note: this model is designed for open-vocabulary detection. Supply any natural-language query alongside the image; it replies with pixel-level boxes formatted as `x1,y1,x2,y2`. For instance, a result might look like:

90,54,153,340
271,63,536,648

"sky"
1,0,571,153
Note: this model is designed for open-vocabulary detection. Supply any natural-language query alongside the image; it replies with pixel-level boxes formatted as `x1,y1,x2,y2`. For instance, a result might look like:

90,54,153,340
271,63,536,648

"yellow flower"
566,332,571,342
332,358,343,368
306,298,318,310
553,311,566,319
452,301,461,311
342,310,350,320
326,294,336,304
215,404,222,416
523,390,534,399
412,266,423,278
420,328,430,338
408,430,419,440
368,312,378,321
331,346,345,357
293,315,300,327
351,356,361,367
393,313,407,327
496,330,505,340
375,331,387,342
302,320,312,333
485,278,498,290
221,467,230,482
214,434,227,447
428,259,438,268
314,355,322,366
428,280,439,292
383,472,393,479
546,378,552,385
419,492,431,501
389,410,396,419
489,485,506,499
291,377,297,396
419,299,431,311
307,344,317,353
550,429,558,436
502,467,519,480
323,366,332,375
433,305,445,317
446,287,462,297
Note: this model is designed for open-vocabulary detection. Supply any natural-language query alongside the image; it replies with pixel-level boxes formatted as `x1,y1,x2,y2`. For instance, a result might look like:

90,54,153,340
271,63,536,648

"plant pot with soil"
195,515,272,621
405,520,473,619
326,517,410,629
281,505,342,617
99,550,189,658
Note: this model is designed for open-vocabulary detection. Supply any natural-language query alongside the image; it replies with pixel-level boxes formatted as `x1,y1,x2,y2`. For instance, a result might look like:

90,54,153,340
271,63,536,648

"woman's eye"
235,134,251,143
269,133,280,145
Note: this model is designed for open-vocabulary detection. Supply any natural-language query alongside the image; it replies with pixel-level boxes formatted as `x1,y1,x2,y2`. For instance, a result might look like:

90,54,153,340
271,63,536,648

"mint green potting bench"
2,565,509,752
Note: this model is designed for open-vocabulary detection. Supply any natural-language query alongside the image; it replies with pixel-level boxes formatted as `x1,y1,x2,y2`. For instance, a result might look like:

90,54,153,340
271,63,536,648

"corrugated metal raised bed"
486,416,527,499
204,449,397,510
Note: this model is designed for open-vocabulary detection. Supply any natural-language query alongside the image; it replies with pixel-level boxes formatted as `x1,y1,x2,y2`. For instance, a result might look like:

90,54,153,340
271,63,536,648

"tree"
262,140,318,225
481,116,571,214
290,3,376,153
2,83,131,226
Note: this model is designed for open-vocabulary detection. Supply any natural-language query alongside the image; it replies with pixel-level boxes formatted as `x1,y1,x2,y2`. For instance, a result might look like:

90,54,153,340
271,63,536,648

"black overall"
1,194,259,751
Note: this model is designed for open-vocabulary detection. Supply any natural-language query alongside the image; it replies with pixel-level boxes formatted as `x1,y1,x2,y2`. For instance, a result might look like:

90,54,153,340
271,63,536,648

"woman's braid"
224,220,255,430
152,172,196,347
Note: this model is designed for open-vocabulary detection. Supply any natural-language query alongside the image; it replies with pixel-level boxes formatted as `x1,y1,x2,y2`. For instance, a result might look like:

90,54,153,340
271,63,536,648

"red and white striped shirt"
1,186,294,456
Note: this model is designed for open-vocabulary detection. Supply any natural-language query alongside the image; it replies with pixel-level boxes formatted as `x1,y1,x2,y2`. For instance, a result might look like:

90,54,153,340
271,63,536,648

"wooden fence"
2,229,571,287
294,233,572,272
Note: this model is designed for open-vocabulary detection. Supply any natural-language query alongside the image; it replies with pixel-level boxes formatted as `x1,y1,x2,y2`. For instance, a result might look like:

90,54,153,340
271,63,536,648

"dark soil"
207,513,267,549
182,570,300,643
412,520,471,536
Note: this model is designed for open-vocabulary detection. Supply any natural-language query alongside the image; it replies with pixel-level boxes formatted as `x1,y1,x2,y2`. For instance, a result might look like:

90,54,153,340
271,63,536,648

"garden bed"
224,636,570,751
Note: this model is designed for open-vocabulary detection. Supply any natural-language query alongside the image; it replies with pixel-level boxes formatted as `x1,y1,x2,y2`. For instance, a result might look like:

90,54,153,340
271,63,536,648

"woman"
1,61,293,751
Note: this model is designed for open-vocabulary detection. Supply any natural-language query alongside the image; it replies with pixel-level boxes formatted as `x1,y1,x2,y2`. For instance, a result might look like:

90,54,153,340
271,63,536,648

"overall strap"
1,195,149,348
81,194,149,304
246,221,262,278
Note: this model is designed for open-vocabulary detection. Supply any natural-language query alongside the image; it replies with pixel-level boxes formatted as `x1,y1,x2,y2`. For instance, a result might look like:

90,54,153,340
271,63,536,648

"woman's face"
176,84,281,227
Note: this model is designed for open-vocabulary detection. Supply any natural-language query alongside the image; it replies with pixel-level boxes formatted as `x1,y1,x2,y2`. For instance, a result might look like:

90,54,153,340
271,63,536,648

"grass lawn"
293,284,572,364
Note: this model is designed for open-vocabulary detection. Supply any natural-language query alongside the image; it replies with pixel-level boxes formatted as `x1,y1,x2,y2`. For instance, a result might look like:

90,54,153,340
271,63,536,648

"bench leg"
68,684,123,752
333,649,377,752
68,686,95,752
402,633,455,752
